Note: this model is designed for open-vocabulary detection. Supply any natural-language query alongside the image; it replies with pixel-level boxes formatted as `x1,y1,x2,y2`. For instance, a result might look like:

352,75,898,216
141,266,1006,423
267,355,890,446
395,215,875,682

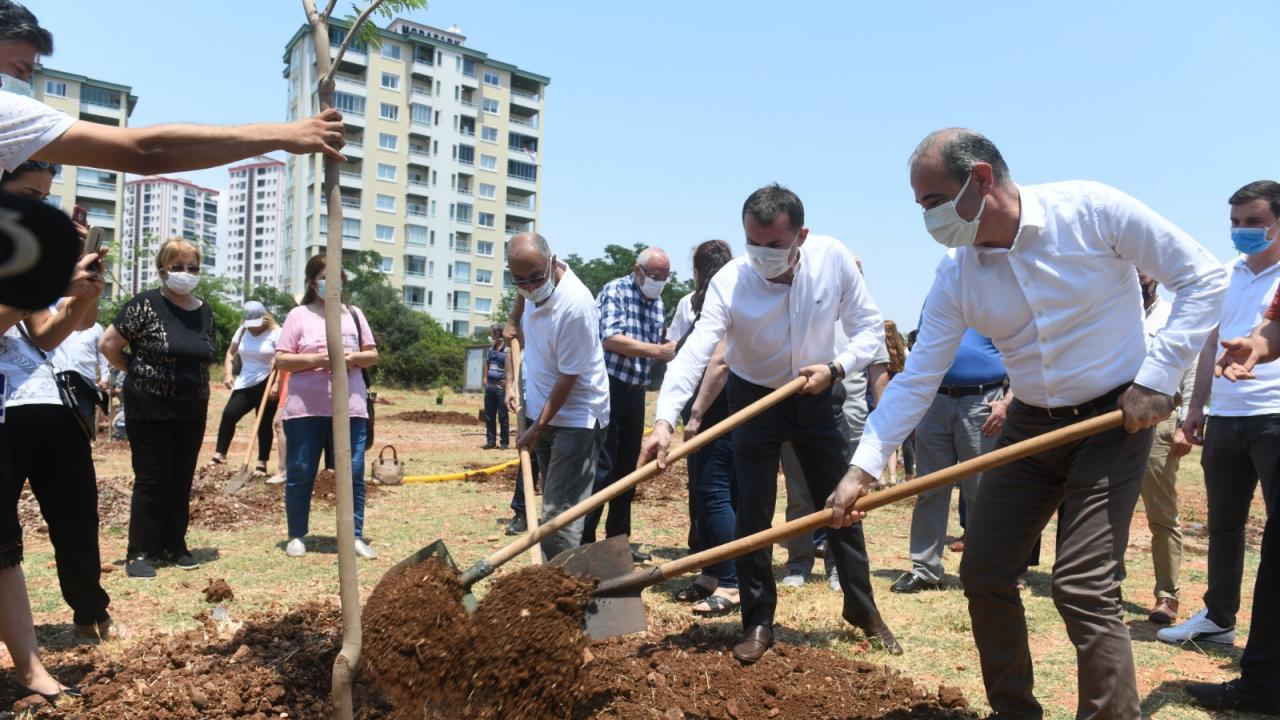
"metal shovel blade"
223,467,250,494
387,540,479,612
548,535,646,641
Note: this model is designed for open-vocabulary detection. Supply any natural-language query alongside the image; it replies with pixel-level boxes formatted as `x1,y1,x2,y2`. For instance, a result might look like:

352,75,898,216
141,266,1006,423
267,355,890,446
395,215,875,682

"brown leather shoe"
73,617,129,643
731,625,773,664
948,535,965,553
1148,597,1179,625
857,612,903,655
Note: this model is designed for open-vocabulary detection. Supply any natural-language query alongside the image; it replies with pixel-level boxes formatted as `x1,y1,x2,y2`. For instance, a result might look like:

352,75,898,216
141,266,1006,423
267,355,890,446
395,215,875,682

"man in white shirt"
1158,180,1280,646
828,128,1226,719
505,232,610,560
641,184,894,663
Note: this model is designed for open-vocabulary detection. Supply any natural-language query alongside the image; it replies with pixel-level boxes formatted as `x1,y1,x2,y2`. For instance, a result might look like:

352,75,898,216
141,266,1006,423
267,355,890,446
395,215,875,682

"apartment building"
281,18,548,336
221,156,286,293
32,66,136,298
120,177,219,294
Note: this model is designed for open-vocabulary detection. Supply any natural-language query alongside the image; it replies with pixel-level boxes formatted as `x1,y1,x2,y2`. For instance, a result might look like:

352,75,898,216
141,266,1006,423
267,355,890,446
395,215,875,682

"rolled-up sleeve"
655,273,731,426
598,282,626,341
1102,188,1227,396
852,259,968,479
833,246,886,376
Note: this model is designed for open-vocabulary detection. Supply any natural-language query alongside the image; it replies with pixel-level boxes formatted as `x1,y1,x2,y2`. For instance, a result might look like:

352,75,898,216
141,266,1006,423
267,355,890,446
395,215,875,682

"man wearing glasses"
504,232,610,560
582,246,675,559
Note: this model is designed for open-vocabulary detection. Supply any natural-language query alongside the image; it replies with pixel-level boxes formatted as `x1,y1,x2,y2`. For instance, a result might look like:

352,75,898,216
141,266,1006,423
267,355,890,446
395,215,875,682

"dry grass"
6,387,1269,719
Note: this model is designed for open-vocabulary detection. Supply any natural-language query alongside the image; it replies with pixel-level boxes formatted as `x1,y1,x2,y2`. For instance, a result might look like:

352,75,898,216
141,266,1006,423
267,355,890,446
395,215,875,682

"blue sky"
28,1,1280,326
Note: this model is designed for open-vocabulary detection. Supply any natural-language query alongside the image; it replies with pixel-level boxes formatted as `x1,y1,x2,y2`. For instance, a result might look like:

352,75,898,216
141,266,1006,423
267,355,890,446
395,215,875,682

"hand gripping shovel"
567,409,1126,640
389,376,810,610
508,337,542,565
224,367,279,494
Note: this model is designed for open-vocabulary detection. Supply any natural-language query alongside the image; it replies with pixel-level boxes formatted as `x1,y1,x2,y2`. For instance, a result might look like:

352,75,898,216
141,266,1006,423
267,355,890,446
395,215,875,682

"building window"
481,98,499,114
480,155,497,171
376,224,395,243
477,212,495,228
376,194,395,212
410,103,431,126
376,163,397,181
380,256,393,272
483,71,500,87
403,286,424,306
382,43,402,60
508,159,537,181
455,203,472,224
453,262,471,284
334,92,365,116
405,255,426,275
480,126,498,142
378,133,398,151
478,183,497,199
476,269,493,286
476,240,494,256
406,225,428,245
44,80,66,97
381,72,400,90
379,102,399,121
457,144,475,165
475,297,493,315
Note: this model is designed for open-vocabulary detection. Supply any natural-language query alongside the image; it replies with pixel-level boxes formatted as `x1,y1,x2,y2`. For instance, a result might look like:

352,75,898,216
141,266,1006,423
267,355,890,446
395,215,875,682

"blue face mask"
1231,225,1276,255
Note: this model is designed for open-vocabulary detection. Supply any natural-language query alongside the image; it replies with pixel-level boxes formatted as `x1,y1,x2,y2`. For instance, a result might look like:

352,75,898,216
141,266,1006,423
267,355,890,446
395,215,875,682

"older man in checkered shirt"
582,247,676,557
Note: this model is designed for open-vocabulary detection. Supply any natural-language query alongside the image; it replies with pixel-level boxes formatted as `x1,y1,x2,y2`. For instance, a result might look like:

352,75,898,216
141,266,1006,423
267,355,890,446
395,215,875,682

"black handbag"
16,325,107,440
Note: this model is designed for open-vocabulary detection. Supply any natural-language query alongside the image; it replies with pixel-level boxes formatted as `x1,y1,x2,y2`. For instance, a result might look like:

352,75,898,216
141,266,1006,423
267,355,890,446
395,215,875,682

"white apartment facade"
221,156,286,293
120,177,219,294
281,18,548,336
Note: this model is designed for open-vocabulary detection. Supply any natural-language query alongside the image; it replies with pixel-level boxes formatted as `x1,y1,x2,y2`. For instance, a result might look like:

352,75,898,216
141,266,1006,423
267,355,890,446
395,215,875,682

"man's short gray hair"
512,231,551,261
910,128,1011,186
635,247,665,269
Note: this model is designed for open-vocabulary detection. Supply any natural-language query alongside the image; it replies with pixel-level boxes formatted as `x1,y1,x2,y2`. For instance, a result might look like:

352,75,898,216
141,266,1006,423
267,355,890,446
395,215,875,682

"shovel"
224,367,279,494
564,408,1126,640
508,337,542,565
391,375,810,608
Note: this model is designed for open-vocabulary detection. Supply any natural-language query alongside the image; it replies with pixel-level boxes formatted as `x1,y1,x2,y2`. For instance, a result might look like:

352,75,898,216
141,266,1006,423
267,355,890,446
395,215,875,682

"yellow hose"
403,457,519,485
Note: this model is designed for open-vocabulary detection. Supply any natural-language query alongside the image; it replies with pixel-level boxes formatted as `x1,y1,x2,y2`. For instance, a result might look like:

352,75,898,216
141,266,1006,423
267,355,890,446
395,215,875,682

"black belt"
937,381,1004,398
1015,383,1130,421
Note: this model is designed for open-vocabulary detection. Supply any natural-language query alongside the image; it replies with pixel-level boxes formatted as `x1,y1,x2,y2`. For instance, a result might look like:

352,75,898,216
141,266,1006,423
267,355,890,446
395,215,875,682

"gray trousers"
533,422,606,560
908,387,1001,582
960,399,1152,720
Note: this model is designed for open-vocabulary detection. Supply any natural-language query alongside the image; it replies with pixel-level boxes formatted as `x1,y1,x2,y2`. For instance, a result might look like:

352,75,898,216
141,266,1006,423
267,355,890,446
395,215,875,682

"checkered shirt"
597,275,665,386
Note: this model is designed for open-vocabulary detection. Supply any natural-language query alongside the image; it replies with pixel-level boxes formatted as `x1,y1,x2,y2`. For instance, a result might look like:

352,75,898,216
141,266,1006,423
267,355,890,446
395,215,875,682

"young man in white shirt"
641,184,894,663
1158,180,1280,646
505,232,610,560
828,128,1226,719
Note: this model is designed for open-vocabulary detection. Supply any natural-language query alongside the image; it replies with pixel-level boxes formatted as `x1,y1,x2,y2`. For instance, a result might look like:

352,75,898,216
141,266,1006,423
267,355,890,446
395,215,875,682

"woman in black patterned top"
100,239,214,579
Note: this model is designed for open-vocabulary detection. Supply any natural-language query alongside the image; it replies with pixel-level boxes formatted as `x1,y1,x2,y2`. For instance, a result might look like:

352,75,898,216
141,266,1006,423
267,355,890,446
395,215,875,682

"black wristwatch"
827,361,845,380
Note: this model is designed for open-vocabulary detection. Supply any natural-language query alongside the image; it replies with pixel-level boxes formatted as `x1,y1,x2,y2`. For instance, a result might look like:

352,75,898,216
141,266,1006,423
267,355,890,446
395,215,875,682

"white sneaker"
1156,608,1235,645
285,538,306,557
780,572,806,588
354,538,378,560
266,473,285,486
828,568,841,592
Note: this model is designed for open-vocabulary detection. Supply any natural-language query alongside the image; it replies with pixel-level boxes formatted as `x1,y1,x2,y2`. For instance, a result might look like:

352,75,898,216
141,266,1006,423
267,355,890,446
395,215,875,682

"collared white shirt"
1206,257,1280,416
51,323,109,385
521,264,611,429
1144,298,1196,421
668,293,695,342
854,181,1226,479
655,234,885,427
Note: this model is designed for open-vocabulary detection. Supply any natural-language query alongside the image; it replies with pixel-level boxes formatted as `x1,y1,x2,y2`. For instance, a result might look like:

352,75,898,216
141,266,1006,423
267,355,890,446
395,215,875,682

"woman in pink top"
274,255,378,560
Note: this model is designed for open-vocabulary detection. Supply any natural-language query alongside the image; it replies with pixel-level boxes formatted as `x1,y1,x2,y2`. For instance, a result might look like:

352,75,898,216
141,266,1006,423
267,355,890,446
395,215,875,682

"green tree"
562,242,693,322
247,284,298,321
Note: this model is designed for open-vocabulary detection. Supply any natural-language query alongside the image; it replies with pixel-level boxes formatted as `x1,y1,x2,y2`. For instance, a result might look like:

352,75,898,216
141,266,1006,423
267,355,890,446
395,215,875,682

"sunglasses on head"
167,264,201,274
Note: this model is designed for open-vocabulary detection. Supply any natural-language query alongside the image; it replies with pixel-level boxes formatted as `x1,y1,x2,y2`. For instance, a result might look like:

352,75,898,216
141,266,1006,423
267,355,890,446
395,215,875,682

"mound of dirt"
461,460,522,487
388,410,481,426
18,476,132,537
586,630,975,720
203,578,235,603
184,465,383,533
363,561,595,719
634,458,689,502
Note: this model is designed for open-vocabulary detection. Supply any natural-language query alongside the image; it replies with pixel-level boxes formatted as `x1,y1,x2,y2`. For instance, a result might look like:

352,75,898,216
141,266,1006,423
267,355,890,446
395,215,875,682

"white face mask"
0,73,33,98
638,274,666,300
745,240,796,280
164,271,199,295
923,172,987,249
517,260,556,304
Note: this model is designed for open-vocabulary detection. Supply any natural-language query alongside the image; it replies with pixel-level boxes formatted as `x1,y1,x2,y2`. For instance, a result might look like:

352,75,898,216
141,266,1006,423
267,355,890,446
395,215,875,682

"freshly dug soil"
362,561,596,719
18,476,132,536
203,578,235,603
635,458,690,502
389,409,481,426
462,460,522,487
586,630,975,720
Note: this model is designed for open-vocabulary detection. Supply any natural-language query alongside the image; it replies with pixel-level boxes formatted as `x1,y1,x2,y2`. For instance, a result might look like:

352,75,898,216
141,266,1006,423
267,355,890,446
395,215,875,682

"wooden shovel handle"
239,367,278,467
507,337,542,565
461,375,810,587
597,408,1125,596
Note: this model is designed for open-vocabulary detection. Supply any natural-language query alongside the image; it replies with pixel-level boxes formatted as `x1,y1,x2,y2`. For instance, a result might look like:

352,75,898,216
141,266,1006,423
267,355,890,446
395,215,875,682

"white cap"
242,300,266,328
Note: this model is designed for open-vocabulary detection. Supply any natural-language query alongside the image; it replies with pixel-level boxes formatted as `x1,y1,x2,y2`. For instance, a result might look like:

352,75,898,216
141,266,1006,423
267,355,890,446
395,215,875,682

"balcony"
343,140,363,157
510,88,541,108
340,109,365,128
455,239,471,254
75,180,117,202
406,206,429,226
333,73,365,95
456,186,473,197
458,100,477,116
411,59,434,78
509,115,537,130
329,44,366,67
86,210,116,229
407,179,430,195
408,148,431,165
506,173,537,190
339,170,363,189
506,197,535,214
79,100,125,123
410,87,432,103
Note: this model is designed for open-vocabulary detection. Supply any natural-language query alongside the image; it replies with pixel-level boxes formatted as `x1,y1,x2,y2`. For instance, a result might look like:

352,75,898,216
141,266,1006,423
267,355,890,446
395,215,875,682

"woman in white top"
209,301,281,475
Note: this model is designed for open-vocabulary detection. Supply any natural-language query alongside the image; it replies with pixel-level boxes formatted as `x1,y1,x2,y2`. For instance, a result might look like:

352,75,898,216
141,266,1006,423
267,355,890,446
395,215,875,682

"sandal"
253,464,269,477
207,456,226,466
673,582,714,603
692,590,740,617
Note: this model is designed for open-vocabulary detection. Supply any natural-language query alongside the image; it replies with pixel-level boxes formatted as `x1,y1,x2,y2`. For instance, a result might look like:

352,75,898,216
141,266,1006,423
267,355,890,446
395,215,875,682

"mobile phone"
86,226,105,274
72,204,88,227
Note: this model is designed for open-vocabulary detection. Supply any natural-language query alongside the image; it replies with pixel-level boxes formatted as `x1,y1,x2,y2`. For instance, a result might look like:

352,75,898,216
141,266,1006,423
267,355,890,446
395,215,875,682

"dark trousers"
1200,414,1280,628
902,431,917,475
1240,474,1279,703
0,430,21,570
484,385,510,447
728,374,877,630
582,376,646,543
510,430,540,516
5,404,110,625
960,398,1152,720
689,433,737,587
126,413,207,558
214,380,278,463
